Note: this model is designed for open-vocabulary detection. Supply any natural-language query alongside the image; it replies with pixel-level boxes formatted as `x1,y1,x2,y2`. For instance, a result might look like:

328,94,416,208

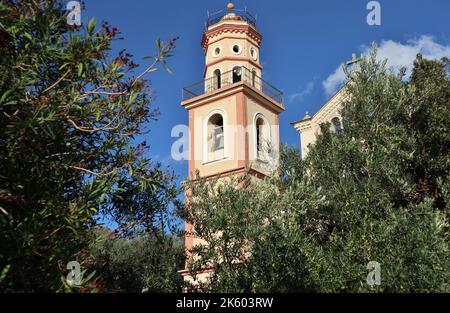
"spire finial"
227,2,235,10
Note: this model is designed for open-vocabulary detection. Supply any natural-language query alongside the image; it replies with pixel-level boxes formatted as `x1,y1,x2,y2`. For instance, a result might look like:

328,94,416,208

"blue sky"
80,0,450,181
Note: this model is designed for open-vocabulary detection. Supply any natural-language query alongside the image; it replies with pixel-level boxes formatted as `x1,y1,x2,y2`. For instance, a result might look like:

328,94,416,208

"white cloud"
322,65,346,97
289,80,315,103
322,35,450,96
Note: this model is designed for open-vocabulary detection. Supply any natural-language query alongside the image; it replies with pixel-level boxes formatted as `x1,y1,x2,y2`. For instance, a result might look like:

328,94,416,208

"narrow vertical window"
256,117,263,154
256,116,270,159
213,69,221,90
331,117,342,135
232,66,242,84
255,114,271,161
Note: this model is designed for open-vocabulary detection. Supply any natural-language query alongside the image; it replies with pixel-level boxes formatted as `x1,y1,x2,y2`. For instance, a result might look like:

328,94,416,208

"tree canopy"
0,0,181,292
184,47,450,292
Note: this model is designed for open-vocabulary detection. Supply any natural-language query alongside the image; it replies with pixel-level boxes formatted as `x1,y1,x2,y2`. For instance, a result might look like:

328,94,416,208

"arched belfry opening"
208,113,224,153
232,66,242,84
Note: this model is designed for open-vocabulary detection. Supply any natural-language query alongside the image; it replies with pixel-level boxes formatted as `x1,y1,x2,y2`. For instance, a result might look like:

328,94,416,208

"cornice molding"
181,82,284,114
201,24,262,51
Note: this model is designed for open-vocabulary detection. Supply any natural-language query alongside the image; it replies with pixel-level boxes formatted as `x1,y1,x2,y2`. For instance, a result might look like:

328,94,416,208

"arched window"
250,47,257,61
256,117,264,154
331,117,342,135
255,114,271,160
208,113,224,152
232,66,242,84
252,69,257,87
204,110,227,163
213,69,221,90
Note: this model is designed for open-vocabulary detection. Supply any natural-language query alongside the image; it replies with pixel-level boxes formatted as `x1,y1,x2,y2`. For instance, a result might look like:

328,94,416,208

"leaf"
59,63,69,70
87,18,96,35
77,63,83,77
129,91,137,104
0,265,10,283
83,270,96,284
23,32,32,41
161,61,173,75
0,89,12,104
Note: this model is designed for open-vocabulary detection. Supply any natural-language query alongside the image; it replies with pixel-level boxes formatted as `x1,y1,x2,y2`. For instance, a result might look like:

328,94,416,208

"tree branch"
42,69,71,93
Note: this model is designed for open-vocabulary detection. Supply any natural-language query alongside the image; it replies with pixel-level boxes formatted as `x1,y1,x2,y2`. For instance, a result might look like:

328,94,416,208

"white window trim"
253,113,271,161
203,109,228,164
212,45,222,58
250,47,258,61
212,66,223,76
231,44,242,55
211,67,223,90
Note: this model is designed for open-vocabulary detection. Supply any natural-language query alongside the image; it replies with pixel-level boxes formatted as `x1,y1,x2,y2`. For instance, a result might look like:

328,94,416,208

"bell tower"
182,3,284,179
179,3,284,284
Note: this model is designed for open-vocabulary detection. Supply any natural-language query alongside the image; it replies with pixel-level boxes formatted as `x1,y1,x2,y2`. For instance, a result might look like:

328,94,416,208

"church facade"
291,53,363,158
291,87,346,158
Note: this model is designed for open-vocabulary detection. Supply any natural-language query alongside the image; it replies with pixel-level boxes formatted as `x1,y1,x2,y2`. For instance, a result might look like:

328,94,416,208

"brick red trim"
202,24,262,50
236,92,249,168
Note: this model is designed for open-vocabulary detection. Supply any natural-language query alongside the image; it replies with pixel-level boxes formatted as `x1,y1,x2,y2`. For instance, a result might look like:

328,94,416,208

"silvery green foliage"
184,46,450,292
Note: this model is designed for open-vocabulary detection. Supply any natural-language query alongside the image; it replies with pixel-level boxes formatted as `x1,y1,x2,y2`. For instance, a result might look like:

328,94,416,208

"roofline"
290,83,348,127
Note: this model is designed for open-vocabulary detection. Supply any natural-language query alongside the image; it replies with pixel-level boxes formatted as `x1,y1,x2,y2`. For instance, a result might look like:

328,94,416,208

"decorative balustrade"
182,67,283,104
